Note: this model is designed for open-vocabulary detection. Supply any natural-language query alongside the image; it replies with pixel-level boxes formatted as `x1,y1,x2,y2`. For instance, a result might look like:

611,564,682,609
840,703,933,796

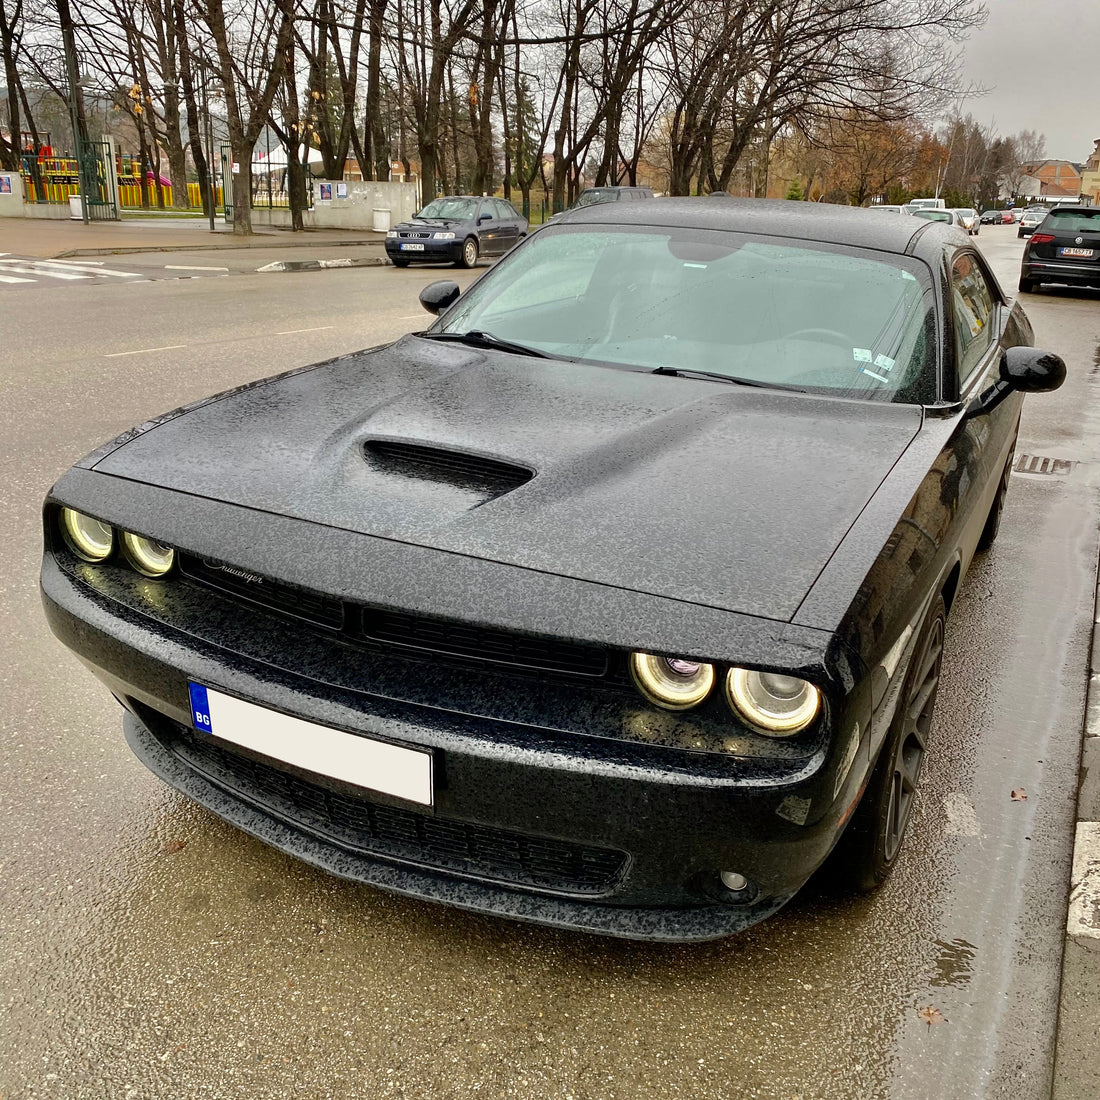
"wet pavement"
2,223,1099,1098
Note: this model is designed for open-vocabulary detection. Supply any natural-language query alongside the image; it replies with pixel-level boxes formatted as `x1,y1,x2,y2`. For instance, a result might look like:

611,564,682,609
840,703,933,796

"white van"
905,198,947,211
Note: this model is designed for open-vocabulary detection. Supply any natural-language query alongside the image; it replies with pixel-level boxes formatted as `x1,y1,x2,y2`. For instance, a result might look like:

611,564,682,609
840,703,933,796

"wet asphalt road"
2,225,1099,1099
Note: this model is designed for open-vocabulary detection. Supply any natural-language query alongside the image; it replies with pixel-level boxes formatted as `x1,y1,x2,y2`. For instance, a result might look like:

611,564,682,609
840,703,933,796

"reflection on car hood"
91,336,922,622
398,218,463,230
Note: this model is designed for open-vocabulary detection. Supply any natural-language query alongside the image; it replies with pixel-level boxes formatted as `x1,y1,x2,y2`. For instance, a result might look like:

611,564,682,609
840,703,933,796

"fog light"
60,508,114,561
121,531,176,577
720,871,749,892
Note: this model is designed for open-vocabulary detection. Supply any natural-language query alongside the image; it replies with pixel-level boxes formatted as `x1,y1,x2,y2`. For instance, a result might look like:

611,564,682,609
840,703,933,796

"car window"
950,253,996,387
435,225,938,403
478,202,493,221
495,199,519,219
1044,209,1100,232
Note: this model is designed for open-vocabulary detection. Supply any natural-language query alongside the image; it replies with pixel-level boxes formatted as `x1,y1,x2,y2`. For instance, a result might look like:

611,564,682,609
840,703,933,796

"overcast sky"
956,0,1099,162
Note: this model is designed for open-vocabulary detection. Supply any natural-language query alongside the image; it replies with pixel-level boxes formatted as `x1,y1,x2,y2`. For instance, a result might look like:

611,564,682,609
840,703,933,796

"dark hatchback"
42,200,1065,940
385,195,528,268
1020,206,1100,292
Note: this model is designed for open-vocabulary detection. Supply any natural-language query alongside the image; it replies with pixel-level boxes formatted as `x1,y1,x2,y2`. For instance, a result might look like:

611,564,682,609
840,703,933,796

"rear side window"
1045,210,1100,232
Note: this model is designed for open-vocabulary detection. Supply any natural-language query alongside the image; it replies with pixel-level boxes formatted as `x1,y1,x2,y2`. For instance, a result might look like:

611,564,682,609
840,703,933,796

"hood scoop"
362,439,534,501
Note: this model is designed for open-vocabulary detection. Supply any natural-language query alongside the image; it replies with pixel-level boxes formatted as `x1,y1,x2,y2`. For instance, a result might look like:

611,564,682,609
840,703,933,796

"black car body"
385,195,528,268
42,200,1064,941
1019,206,1100,292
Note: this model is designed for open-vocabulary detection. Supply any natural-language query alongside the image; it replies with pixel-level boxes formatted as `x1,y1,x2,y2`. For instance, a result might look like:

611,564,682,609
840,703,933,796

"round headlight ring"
725,668,821,736
60,508,114,562
630,652,716,710
121,531,176,577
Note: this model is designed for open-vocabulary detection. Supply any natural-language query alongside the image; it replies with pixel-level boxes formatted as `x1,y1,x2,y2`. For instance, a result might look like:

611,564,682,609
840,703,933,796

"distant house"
1018,159,1084,200
1080,140,1100,206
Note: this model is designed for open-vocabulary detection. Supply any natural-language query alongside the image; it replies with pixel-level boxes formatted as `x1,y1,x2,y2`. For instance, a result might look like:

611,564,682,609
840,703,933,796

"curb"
256,256,391,273
54,238,387,259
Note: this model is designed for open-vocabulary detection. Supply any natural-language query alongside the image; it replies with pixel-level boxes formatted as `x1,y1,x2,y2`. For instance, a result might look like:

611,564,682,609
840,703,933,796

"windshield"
913,210,952,223
432,225,936,403
416,198,478,221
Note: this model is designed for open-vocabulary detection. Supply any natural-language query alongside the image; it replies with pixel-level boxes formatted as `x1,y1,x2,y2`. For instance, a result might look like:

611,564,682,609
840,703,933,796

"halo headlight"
121,531,176,577
630,652,715,710
60,508,114,562
725,669,821,735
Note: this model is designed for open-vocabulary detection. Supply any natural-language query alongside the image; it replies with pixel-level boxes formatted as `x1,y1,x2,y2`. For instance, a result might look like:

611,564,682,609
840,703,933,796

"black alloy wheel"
457,237,479,268
833,594,946,892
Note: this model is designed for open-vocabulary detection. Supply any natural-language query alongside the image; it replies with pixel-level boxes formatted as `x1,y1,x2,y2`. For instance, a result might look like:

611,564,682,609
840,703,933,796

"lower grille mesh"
169,726,626,895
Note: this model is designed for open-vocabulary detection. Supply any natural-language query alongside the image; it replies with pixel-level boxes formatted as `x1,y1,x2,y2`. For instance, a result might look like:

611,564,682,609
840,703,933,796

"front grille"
363,439,534,494
179,555,609,679
360,608,608,677
170,727,626,895
179,556,343,629
399,231,431,239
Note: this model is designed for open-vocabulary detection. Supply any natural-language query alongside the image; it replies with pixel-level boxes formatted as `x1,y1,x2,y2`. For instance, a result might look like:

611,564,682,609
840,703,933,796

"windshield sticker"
860,367,891,383
853,348,873,362
874,354,896,371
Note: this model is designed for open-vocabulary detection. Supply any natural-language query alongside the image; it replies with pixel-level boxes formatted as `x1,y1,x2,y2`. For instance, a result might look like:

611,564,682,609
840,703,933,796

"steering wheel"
786,328,852,347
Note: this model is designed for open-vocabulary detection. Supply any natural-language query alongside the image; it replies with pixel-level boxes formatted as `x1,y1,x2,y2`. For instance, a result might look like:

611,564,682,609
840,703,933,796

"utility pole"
56,0,90,224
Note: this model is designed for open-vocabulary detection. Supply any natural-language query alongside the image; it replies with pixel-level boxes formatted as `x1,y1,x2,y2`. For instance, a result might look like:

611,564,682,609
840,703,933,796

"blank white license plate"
188,683,432,805
1060,247,1094,258
400,243,425,251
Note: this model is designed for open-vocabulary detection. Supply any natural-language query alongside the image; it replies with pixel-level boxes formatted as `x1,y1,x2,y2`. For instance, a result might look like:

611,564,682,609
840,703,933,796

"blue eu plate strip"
188,682,213,733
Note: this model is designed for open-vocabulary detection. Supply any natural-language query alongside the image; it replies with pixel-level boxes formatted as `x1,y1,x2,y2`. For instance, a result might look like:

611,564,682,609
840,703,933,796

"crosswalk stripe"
0,273,34,284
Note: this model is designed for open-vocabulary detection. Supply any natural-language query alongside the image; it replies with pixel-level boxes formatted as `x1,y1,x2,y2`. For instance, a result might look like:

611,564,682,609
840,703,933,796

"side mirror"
967,346,1066,418
478,213,492,224
419,280,461,315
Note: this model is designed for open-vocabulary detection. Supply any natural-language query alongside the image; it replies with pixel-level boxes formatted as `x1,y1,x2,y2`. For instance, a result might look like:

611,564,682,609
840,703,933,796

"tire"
977,448,1014,551
391,259,410,268
1018,276,1036,293
457,237,479,268
1017,229,1024,238
831,595,946,892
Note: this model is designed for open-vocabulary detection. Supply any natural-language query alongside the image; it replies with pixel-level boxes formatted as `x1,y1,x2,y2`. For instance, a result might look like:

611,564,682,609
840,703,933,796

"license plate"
400,242,425,251
188,683,433,805
1059,247,1094,258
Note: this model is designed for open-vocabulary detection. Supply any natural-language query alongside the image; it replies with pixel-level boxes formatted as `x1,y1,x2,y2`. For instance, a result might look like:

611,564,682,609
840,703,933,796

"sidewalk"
0,216,387,259
1052,563,1100,1099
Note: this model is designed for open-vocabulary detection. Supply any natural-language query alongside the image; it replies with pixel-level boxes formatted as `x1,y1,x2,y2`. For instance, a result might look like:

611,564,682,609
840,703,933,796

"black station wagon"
385,195,528,268
42,200,1064,940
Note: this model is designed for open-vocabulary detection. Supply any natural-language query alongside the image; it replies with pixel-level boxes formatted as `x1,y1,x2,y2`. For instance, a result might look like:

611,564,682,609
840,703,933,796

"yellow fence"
22,167,221,210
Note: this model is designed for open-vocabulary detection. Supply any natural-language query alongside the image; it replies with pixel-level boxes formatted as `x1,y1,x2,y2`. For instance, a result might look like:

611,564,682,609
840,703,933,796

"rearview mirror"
419,280,461,315
967,346,1066,418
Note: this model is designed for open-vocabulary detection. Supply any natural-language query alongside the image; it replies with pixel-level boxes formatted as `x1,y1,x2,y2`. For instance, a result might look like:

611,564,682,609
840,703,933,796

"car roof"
560,196,960,256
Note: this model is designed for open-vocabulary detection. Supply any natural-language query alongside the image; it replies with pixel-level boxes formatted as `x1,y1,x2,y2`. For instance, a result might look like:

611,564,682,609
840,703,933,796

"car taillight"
1030,233,1055,244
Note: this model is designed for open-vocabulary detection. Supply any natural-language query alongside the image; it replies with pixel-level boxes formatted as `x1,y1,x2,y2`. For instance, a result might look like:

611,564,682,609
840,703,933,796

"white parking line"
35,259,141,277
104,344,187,358
275,325,334,335
165,265,230,272
0,262,91,280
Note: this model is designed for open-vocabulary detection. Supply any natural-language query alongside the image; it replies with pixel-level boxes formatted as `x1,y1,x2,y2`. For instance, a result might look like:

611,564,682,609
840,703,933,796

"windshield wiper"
650,365,806,392
419,330,553,359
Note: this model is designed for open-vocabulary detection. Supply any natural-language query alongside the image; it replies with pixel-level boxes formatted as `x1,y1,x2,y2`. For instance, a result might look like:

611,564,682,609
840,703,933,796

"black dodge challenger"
41,200,1065,940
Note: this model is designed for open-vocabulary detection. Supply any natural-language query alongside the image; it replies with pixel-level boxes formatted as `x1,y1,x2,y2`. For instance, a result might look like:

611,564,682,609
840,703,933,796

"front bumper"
385,240,462,263
41,547,860,941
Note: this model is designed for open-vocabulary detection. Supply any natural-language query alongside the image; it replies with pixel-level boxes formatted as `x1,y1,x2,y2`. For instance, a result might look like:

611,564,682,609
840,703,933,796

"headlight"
725,669,821,735
60,508,114,561
121,531,176,577
433,231,456,240
386,229,397,238
630,652,715,710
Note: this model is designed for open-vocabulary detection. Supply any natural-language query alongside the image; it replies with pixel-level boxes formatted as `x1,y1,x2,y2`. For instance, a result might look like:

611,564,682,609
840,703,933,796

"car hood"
396,218,466,230
90,336,923,622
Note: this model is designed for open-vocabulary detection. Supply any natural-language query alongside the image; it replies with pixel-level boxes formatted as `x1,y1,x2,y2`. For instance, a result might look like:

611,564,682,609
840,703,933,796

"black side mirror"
967,346,1066,418
478,213,492,223
419,280,461,315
